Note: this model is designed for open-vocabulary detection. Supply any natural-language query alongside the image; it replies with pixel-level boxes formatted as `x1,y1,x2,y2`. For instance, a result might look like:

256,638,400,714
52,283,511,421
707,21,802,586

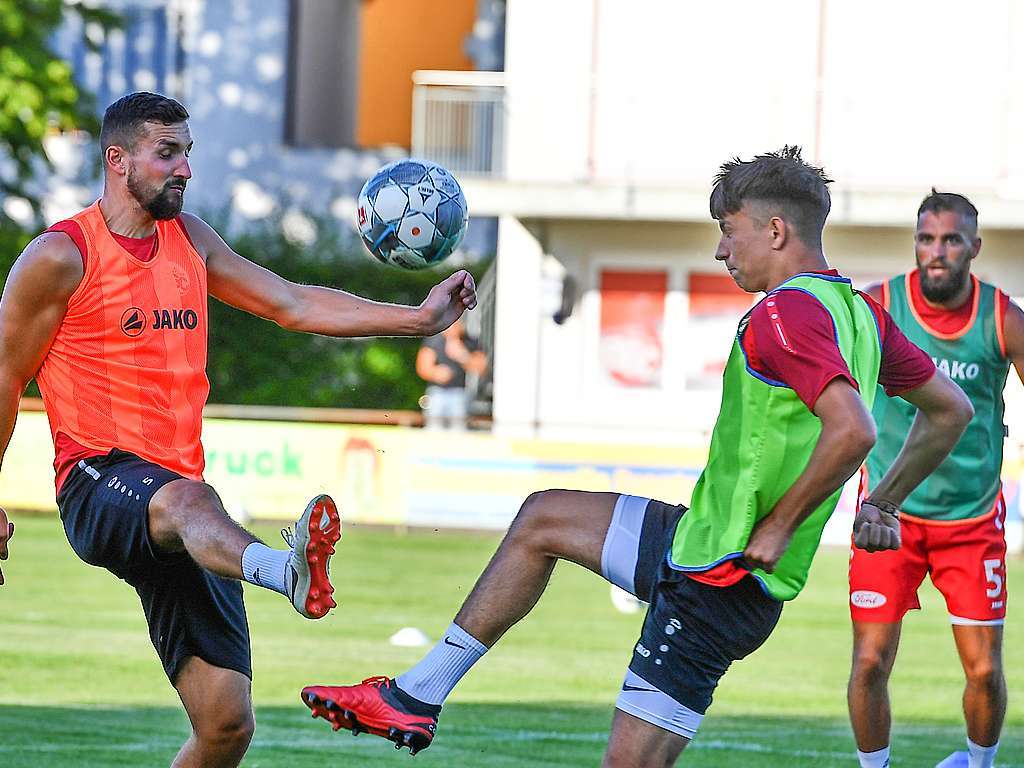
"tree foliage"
0,1,116,210
206,215,492,409
0,3,489,411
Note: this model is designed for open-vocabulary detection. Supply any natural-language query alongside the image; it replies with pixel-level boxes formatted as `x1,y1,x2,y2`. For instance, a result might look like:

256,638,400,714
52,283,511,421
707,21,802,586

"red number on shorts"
983,558,1003,599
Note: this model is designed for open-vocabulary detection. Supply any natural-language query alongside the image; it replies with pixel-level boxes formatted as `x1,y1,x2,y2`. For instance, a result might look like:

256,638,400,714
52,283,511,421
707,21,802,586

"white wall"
494,217,1024,441
503,0,1024,196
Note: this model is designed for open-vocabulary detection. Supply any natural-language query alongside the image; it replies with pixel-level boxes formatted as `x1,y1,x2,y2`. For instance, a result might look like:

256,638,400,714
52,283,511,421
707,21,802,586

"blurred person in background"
848,190,1024,768
301,148,973,765
416,316,487,430
0,91,476,768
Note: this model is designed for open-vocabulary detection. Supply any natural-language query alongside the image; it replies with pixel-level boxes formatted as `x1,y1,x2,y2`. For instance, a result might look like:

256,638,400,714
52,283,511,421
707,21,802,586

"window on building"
284,0,361,148
598,270,668,389
685,272,756,389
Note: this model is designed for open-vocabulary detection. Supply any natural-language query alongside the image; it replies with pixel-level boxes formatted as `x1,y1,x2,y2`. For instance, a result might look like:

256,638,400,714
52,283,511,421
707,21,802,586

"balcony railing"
411,70,506,178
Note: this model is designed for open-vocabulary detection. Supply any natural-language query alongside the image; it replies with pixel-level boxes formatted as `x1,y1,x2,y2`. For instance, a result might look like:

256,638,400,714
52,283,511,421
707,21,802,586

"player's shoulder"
21,229,85,274
763,284,833,316
9,229,85,298
746,287,835,344
176,211,226,259
853,287,885,316
858,281,886,303
1000,291,1024,340
177,210,207,231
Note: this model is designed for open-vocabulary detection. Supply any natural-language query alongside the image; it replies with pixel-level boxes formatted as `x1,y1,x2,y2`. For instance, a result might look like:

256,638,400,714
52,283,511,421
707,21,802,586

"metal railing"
412,70,506,177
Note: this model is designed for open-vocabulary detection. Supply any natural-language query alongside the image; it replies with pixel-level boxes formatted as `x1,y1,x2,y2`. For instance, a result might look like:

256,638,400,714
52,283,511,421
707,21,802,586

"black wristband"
866,498,900,518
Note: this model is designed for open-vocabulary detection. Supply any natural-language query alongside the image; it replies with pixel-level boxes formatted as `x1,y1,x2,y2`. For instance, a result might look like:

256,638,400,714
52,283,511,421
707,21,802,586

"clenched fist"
853,499,901,552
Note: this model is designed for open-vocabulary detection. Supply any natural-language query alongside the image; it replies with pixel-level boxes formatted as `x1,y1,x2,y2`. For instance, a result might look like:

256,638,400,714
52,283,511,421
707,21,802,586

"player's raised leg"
302,489,618,752
848,621,902,767
148,480,341,619
451,489,616,644
171,657,255,768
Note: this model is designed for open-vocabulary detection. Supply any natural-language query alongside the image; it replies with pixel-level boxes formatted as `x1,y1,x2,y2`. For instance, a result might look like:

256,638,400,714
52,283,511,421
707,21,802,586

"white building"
44,0,1024,445
412,0,1024,443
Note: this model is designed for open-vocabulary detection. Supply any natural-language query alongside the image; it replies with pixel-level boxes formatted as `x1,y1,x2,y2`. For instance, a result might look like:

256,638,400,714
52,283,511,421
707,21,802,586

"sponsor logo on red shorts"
851,590,887,609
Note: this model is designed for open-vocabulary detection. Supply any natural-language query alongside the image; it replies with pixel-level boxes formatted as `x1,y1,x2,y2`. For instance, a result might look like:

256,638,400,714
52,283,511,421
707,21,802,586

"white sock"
857,746,890,768
396,622,488,705
241,542,291,596
967,738,999,768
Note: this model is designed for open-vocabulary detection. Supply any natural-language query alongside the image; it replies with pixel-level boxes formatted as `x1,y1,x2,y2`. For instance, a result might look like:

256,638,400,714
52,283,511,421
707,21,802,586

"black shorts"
603,496,783,719
57,449,252,683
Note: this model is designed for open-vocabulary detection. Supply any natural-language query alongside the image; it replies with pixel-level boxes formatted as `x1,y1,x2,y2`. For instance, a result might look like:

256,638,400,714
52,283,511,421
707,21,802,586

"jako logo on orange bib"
152,308,199,330
119,307,199,336
120,307,147,337
850,590,887,608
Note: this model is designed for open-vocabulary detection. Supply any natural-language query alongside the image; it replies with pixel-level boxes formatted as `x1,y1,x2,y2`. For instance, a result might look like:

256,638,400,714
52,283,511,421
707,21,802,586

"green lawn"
0,514,1021,767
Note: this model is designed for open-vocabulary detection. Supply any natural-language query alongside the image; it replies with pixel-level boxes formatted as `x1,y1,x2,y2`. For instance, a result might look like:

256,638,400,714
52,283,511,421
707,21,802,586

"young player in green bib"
848,191,1024,768
302,149,974,765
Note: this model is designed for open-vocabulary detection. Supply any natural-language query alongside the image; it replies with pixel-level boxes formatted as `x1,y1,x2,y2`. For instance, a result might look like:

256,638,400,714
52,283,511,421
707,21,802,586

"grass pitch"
0,514,1021,767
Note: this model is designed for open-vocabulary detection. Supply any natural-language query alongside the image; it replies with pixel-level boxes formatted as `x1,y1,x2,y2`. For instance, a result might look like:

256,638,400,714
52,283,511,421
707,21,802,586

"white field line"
2,725,1021,767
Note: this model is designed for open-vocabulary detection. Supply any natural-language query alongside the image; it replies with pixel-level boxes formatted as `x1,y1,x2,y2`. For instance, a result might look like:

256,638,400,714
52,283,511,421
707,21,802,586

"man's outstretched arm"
743,378,878,572
187,214,477,338
0,232,84,584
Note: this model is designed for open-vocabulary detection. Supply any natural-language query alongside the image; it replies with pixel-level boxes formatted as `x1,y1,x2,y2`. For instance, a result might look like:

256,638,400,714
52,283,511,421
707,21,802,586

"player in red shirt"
687,273,936,588
299,148,971,764
848,191,1024,768
0,92,475,768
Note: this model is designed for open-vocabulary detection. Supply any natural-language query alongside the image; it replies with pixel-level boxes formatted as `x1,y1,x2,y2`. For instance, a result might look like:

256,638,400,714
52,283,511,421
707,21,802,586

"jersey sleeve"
857,291,936,396
45,219,87,270
741,289,857,410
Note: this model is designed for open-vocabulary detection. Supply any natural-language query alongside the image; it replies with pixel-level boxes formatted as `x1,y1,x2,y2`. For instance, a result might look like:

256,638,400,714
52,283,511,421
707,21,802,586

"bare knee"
603,714,688,768
964,657,1004,692
851,641,895,687
149,480,223,545
194,704,255,754
507,490,569,551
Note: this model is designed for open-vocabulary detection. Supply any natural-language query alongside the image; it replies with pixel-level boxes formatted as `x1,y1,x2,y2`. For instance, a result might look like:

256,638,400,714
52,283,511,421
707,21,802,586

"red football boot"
302,677,439,755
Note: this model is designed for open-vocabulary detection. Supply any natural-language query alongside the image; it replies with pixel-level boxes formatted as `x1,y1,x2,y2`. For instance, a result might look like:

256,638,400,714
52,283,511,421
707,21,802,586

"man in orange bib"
0,92,476,767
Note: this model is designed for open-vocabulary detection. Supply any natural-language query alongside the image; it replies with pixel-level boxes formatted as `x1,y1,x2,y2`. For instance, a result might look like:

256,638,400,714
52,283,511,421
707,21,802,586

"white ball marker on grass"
389,627,432,647
610,585,647,614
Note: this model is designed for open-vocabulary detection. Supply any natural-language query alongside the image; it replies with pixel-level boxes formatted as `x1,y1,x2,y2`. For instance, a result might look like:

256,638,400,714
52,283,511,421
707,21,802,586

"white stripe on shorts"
601,494,651,596
949,614,1004,626
615,669,703,739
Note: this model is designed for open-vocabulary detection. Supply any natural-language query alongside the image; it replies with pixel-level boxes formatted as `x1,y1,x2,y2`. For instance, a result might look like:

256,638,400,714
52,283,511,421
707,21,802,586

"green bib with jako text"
866,273,1008,521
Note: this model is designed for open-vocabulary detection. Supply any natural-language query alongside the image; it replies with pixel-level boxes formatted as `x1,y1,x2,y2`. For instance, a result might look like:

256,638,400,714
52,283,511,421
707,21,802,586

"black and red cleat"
302,677,440,756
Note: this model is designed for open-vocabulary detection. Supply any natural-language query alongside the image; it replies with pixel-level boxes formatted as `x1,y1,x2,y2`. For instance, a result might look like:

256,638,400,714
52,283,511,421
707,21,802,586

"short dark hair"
100,92,189,152
917,188,978,234
709,145,833,247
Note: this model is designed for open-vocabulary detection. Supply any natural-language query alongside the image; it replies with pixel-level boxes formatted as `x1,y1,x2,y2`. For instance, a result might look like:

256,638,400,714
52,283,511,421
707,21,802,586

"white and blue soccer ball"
356,159,469,270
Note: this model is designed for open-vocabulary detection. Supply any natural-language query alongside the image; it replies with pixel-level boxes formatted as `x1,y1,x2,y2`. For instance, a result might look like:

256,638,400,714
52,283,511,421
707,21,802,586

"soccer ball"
356,159,469,270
